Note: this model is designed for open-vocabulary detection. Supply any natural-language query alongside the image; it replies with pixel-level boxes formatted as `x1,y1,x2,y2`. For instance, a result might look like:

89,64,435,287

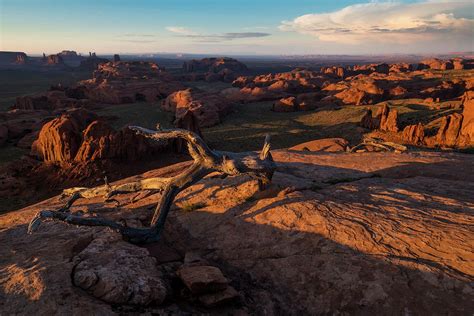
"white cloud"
166,26,271,42
279,1,474,44
166,26,198,36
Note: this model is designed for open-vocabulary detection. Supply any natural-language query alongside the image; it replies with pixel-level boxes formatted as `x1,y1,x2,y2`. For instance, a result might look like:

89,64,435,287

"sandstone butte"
0,150,473,314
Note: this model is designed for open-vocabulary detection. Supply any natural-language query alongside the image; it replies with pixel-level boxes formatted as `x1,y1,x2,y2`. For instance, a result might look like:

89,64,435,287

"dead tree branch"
350,137,407,153
28,127,277,244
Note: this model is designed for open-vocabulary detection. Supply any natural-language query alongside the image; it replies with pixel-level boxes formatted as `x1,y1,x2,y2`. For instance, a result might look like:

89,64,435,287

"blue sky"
1,0,473,55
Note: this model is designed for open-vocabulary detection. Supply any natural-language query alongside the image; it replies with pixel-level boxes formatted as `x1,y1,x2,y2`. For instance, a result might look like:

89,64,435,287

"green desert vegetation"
0,69,91,111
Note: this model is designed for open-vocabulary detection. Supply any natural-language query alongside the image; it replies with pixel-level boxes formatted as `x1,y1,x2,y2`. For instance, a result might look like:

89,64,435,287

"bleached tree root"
350,137,407,153
28,127,276,244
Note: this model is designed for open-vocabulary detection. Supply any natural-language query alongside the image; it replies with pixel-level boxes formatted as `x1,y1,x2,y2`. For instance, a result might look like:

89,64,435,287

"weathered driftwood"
28,126,276,243
349,137,407,153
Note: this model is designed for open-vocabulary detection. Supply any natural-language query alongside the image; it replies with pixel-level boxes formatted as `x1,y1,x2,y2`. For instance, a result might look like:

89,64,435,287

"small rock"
177,265,228,295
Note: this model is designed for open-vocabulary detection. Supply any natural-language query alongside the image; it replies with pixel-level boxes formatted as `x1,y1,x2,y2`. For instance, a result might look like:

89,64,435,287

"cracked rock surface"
72,233,167,305
0,150,473,314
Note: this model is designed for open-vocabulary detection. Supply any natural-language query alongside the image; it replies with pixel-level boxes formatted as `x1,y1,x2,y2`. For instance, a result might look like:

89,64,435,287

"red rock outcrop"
378,104,399,132
31,109,98,162
229,69,330,103
79,61,183,104
13,88,91,111
162,88,233,127
360,104,399,132
435,113,463,146
419,58,453,70
360,109,379,130
174,110,203,153
3,151,472,315
273,97,297,112
416,58,474,71
402,123,425,144
389,85,408,98
320,66,346,78
389,63,413,73
352,63,390,75
272,92,328,112
31,110,162,164
461,92,474,139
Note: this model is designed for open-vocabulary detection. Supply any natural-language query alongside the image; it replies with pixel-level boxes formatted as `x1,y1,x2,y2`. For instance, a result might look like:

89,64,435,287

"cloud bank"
279,1,474,44
166,26,270,42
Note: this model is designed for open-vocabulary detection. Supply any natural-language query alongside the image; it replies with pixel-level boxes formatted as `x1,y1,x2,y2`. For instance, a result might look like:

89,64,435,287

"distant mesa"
57,50,78,57
78,52,109,70
78,60,182,104
181,57,248,83
183,57,248,73
44,53,65,65
0,51,29,65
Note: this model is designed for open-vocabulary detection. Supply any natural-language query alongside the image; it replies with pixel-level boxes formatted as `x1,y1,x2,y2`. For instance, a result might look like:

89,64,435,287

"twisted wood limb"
28,126,276,243
350,137,407,153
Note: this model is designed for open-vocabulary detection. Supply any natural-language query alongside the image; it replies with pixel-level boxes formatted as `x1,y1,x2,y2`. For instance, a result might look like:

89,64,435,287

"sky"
0,0,473,55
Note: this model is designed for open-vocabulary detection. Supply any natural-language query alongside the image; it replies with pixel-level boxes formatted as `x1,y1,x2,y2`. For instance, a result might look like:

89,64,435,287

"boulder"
177,265,228,295
73,233,167,305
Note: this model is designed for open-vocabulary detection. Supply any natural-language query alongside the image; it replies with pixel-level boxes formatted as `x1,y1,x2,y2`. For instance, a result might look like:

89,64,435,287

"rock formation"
162,88,233,127
320,66,346,78
360,104,399,132
0,51,28,65
30,109,163,164
78,61,183,104
79,54,109,70
183,57,247,73
401,123,425,144
73,233,167,305
13,86,90,111
1,150,473,314
45,54,65,65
